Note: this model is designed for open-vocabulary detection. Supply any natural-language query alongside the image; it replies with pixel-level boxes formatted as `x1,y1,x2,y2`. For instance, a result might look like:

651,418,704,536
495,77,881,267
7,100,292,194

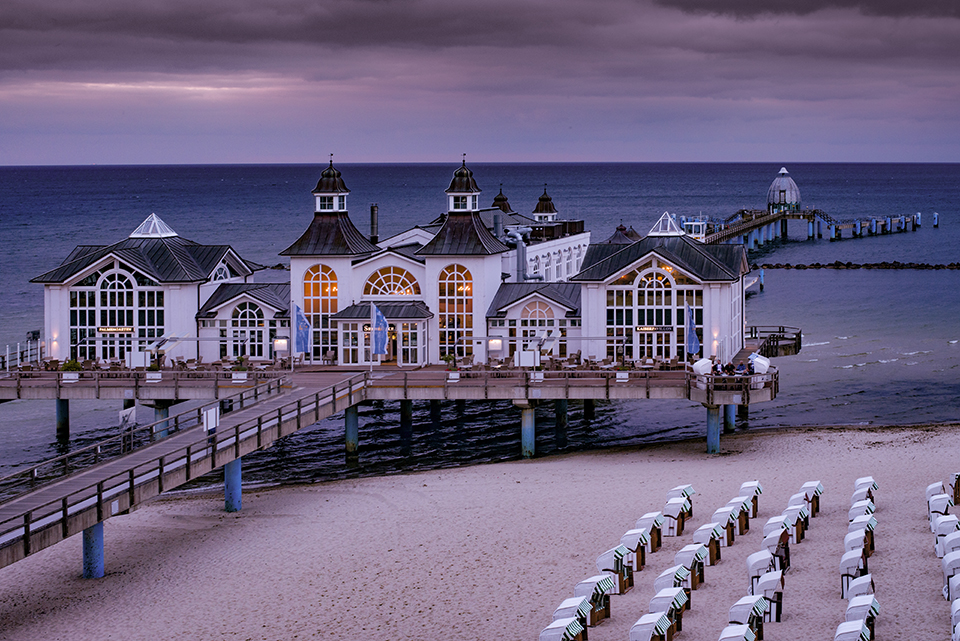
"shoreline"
1,422,957,640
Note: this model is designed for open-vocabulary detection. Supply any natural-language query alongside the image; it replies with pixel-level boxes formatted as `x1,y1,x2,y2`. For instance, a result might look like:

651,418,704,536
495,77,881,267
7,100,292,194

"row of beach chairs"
926,474,960,641
835,477,881,641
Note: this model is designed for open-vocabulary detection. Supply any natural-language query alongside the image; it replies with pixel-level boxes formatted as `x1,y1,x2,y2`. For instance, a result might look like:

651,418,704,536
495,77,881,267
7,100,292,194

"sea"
1,163,958,487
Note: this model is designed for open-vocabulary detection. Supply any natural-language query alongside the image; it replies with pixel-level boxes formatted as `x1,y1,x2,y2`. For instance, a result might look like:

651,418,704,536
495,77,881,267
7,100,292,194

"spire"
492,184,514,213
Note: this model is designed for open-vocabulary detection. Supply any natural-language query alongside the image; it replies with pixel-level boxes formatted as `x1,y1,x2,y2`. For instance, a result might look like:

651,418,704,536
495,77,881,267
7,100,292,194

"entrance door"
636,331,675,359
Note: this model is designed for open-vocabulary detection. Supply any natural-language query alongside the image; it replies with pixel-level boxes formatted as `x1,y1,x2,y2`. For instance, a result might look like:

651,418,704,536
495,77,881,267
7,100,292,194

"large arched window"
635,270,675,359
230,302,265,357
438,264,472,358
303,264,338,360
363,266,421,296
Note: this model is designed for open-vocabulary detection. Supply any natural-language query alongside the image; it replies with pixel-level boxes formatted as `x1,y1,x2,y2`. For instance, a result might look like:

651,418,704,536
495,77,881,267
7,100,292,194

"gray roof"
445,161,481,194
571,235,748,283
416,212,510,256
486,282,581,318
353,243,425,266
32,235,255,284
767,167,801,206
280,212,379,256
197,283,291,319
330,300,434,320
313,161,350,195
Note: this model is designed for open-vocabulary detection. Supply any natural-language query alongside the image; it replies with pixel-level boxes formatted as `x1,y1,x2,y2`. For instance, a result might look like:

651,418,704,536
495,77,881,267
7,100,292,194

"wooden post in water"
430,400,442,425
224,458,242,512
554,399,568,449
706,405,721,453
583,399,595,420
399,400,413,454
82,522,104,579
55,398,69,441
518,402,536,458
345,404,359,456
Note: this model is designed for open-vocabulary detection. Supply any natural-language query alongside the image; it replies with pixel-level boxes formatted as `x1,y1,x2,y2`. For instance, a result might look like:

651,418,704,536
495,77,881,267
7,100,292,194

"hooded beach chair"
846,573,875,600
693,522,724,565
854,476,878,503
943,551,960,600
849,515,877,553
728,595,767,640
713,507,739,545
951,598,960,633
949,574,960,602
935,516,960,556
787,492,807,510
929,481,948,508
655,564,693,595
834,620,871,641
663,497,691,536
941,530,960,560
649,586,689,633
952,473,960,504
540,616,587,641
636,512,665,552
573,574,616,626
840,547,868,597
629,611,672,641
848,499,875,523
718,623,756,641
845,529,869,557
800,480,824,517
621,528,650,571
726,496,752,534
754,570,784,621
762,529,790,571
747,550,775,594
674,543,708,589
739,480,763,518
930,494,954,531
553,596,591,632
846,594,880,641
780,507,807,542
667,484,696,518
596,545,633,594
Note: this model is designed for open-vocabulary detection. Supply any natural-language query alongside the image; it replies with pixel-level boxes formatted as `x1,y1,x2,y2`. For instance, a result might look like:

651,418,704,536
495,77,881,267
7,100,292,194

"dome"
445,160,481,194
532,187,558,215
492,186,514,213
313,160,350,194
767,167,800,212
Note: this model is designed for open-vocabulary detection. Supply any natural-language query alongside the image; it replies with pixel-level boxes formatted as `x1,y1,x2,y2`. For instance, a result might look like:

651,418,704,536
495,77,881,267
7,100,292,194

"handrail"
0,376,292,501
0,372,368,563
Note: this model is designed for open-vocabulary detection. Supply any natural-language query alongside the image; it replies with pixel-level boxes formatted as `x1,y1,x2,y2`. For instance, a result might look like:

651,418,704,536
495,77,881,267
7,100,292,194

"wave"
805,341,831,347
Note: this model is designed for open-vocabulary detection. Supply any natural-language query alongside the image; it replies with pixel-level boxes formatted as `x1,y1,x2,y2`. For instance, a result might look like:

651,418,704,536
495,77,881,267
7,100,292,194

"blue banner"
371,303,388,355
295,304,311,354
685,303,700,357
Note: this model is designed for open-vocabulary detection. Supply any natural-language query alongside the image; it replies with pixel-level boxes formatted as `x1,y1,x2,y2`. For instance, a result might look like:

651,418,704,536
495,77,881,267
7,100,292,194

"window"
317,196,334,210
453,196,467,210
337,195,345,210
438,264,472,358
229,302,265,358
304,264,338,361
363,266,421,296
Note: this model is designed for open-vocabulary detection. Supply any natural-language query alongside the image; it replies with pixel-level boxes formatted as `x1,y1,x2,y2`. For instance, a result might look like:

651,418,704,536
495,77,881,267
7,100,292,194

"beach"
0,422,957,641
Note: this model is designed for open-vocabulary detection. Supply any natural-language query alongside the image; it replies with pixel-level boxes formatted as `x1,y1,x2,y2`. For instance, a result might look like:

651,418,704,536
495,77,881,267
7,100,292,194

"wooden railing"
747,326,802,357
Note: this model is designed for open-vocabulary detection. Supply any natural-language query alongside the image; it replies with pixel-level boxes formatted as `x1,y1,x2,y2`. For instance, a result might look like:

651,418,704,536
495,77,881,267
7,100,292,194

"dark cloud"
652,0,960,18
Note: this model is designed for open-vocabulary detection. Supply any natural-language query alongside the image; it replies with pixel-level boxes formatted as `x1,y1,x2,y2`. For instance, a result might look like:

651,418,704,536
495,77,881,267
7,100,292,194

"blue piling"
759,269,765,291
723,404,736,433
808,220,814,239
855,220,862,237
934,212,939,228
915,212,921,228
154,404,170,439
828,224,835,241
82,522,104,579
224,458,242,512
345,404,359,455
520,405,536,458
706,406,721,453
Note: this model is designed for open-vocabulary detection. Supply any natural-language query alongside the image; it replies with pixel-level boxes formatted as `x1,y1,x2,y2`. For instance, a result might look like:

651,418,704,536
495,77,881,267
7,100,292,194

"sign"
98,326,133,333
636,326,672,332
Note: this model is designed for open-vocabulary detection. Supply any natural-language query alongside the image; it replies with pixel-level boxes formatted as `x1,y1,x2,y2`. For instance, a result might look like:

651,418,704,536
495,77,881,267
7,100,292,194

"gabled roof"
32,222,256,285
571,234,748,283
578,224,637,272
352,243,426,266
330,301,434,320
415,212,509,256
486,282,581,318
196,283,291,319
280,212,379,256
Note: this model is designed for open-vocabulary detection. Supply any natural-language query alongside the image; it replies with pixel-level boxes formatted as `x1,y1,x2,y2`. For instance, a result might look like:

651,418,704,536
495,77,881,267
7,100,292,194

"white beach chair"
951,598,960,632
726,496,752,535
674,543,708,589
629,611,672,641
851,486,874,506
845,529,869,557
849,515,878,553
636,512,664,552
754,570,784,621
848,499,875,522
667,484,696,518
596,545,633,594
692,522,724,565
718,623,757,641
787,492,807,509
540,616,586,641
840,547,868,597
553,596,591,631
620,528,650,571
739,480,763,518
950,575,960,602
935,516,960,556
943,551,960,600
941,531,960,560
854,476,878,494
728,595,767,640
712,507,739,546
800,480,824,517
834,620,871,641
663,497,691,536
573,574,616,626
846,573,875,600
655,564,692,594
846,595,880,641
930,493,954,531
780,506,807,542
928,481,947,507
649,587,689,633
746,550,775,594
762,528,791,571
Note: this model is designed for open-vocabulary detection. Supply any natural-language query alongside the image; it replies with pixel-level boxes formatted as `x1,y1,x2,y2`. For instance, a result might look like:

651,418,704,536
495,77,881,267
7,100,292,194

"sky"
1,0,959,165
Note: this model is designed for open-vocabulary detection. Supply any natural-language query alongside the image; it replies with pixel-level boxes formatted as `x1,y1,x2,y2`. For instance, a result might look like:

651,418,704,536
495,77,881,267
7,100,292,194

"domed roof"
767,167,800,208
492,186,514,213
532,187,558,215
312,159,350,195
445,160,481,194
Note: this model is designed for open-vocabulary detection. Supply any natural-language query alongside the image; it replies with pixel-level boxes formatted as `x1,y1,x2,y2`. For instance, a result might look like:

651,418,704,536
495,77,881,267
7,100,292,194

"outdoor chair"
649,586,688,632
846,595,880,641
663,497,690,536
620,528,650,571
739,481,763,518
754,570,784,621
595,545,633,594
692,522,724,565
674,543,708,589
834,620,871,641
552,596,591,631
845,574,875,600
572,574,615,626
667,484,696,518
636,512,664,552
747,550,775,594
728,595,767,640
840,547,868,597
800,480,824,517
629,611,672,641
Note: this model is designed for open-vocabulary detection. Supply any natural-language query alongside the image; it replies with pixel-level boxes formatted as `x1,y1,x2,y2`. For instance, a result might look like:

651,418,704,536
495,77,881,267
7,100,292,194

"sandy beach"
1,422,957,641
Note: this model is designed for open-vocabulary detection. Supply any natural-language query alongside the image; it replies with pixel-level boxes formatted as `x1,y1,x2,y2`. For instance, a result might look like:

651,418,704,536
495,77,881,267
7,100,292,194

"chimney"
370,204,379,244
493,213,503,239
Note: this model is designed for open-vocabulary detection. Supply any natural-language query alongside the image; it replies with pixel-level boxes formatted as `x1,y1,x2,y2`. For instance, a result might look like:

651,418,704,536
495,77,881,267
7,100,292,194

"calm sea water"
1,163,958,484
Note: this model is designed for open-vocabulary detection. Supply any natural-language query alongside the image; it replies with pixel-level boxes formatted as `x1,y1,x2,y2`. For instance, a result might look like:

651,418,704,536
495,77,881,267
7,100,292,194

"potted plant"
441,353,456,370
61,358,81,383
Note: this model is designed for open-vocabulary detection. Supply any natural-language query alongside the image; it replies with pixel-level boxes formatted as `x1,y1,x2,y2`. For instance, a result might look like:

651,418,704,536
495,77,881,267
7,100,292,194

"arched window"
521,300,554,322
230,302,265,357
438,264,472,358
635,270,675,359
212,265,231,281
363,266,421,296
304,264,338,360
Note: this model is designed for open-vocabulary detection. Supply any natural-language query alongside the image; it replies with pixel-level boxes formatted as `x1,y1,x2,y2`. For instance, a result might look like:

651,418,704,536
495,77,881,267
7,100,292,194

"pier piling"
55,398,69,441
706,405,721,453
82,522,104,579
723,404,736,434
554,399,568,449
224,458,242,512
345,404,359,457
518,403,536,458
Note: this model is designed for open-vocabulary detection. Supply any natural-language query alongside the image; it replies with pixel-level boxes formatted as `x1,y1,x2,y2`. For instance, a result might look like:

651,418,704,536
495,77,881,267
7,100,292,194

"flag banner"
295,305,311,354
686,303,700,357
371,303,388,356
